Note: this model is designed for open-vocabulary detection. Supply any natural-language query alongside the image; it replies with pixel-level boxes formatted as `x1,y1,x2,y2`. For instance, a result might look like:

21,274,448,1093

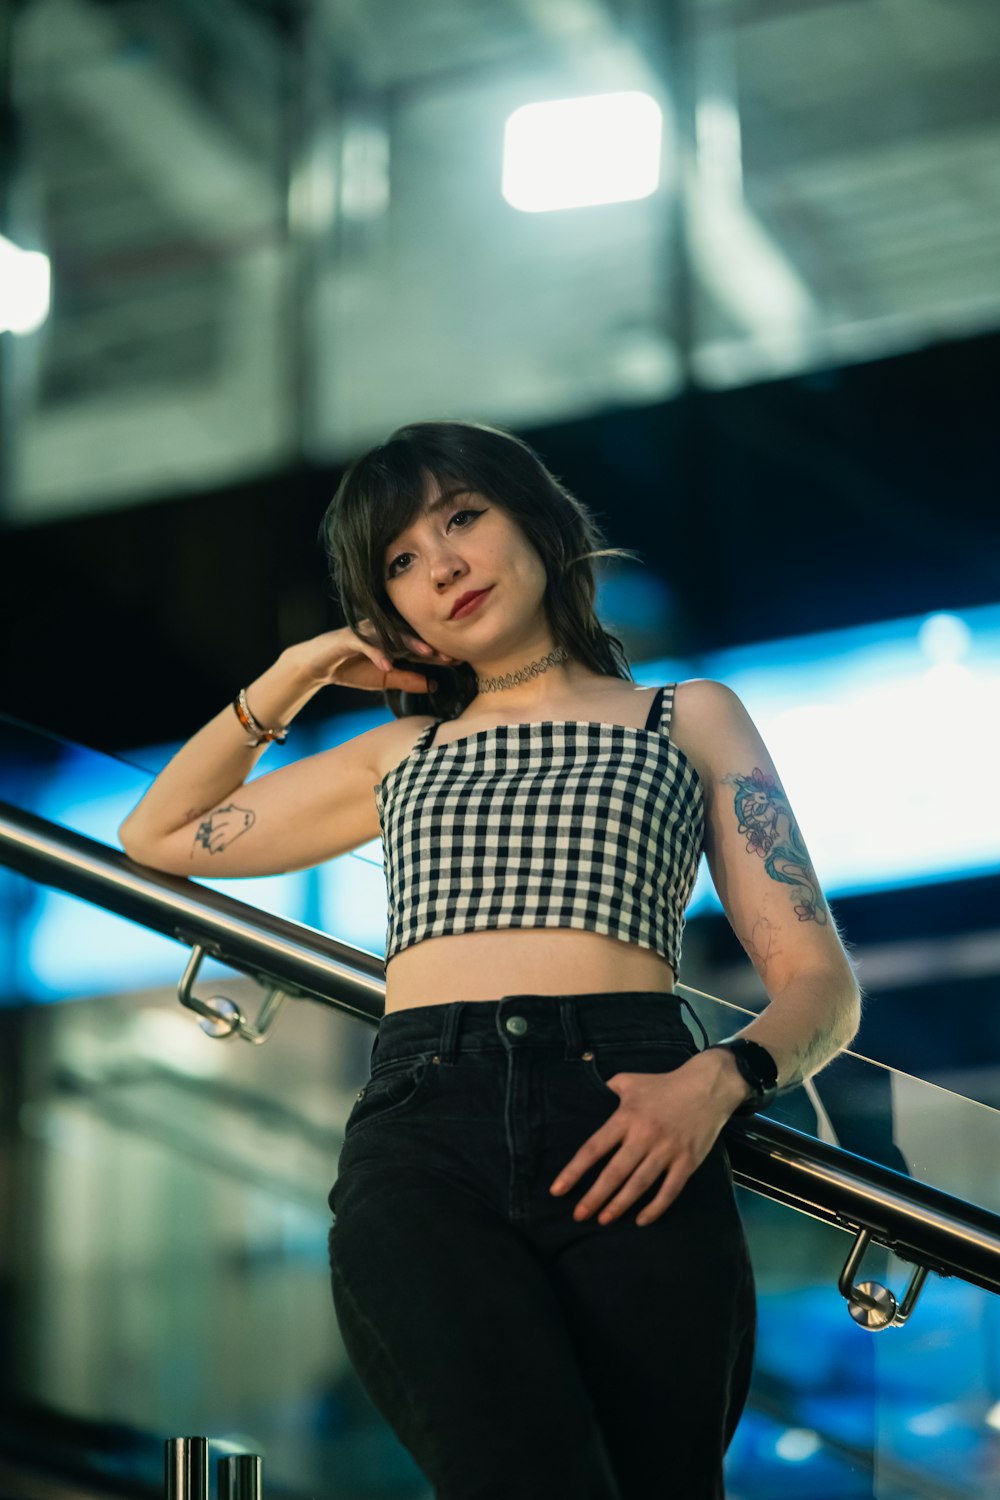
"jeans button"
505,1015,528,1036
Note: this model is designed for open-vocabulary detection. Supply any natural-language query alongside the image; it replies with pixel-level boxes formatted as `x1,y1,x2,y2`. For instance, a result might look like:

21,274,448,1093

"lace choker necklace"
476,645,570,693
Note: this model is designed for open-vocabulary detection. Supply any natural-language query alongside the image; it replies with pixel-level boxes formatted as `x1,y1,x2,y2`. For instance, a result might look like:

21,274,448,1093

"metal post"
165,1437,210,1500
219,1454,263,1500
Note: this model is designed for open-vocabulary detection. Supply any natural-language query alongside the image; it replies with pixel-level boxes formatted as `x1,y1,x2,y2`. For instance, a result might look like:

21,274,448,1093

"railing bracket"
177,942,290,1045
838,1227,930,1330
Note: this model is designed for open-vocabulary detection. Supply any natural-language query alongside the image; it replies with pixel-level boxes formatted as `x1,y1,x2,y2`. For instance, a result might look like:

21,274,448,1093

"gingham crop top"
373,683,705,974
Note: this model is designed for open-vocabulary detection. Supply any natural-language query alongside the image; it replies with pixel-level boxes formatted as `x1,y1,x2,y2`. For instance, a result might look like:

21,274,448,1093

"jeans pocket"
344,1053,436,1137
580,1040,698,1099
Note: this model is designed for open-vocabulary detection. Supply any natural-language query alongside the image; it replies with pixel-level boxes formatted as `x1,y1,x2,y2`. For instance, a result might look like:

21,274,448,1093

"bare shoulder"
669,678,744,783
370,713,439,785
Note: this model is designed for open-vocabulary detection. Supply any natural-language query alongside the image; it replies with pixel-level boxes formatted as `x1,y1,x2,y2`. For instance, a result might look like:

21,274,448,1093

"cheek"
503,535,545,583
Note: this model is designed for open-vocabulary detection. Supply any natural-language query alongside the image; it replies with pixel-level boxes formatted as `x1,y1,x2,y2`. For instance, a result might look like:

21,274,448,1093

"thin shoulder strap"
658,683,676,738
422,719,443,748
643,685,666,731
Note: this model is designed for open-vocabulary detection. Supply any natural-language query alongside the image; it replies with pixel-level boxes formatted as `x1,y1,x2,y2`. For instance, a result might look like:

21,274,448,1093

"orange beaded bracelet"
232,687,289,747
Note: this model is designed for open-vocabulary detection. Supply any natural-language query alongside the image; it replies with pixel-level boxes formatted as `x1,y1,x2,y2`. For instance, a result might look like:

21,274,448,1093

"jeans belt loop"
438,1001,464,1066
558,995,586,1061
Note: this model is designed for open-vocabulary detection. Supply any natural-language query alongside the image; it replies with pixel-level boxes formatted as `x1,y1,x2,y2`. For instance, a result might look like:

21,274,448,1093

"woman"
119,419,862,1499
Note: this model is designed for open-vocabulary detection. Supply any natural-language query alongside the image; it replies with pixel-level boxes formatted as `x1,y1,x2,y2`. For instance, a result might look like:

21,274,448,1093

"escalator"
2,711,999,1499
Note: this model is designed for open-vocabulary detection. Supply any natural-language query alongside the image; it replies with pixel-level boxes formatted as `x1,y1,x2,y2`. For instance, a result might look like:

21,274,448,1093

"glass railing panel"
726,1185,880,1496
0,712,200,1001
0,707,320,900
0,709,390,996
0,709,157,838
873,1274,1000,1497
679,985,1000,1224
728,1182,1000,1499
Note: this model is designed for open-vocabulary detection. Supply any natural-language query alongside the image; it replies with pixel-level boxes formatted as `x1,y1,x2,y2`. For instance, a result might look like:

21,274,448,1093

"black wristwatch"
706,1038,779,1117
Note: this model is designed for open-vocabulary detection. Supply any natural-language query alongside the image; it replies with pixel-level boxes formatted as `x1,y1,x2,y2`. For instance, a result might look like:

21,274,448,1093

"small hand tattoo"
720,766,828,925
191,803,255,857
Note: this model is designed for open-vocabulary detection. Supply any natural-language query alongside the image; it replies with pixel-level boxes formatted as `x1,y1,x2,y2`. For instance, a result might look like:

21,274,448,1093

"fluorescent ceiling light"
503,91,662,213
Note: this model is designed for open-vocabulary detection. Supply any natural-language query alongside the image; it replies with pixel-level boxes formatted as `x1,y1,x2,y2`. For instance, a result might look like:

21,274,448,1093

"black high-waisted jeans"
327,991,756,1499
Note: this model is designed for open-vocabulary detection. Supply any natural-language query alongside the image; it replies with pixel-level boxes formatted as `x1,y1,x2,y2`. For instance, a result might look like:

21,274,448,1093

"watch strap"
706,1038,779,1117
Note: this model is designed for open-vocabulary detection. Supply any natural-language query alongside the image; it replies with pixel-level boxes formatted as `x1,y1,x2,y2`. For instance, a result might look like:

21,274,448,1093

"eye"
387,509,482,578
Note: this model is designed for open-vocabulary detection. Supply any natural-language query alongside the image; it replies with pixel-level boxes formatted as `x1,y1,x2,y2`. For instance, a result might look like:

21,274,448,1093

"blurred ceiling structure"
2,0,999,522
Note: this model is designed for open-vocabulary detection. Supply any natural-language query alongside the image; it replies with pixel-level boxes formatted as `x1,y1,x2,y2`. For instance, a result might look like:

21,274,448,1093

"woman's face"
382,478,551,667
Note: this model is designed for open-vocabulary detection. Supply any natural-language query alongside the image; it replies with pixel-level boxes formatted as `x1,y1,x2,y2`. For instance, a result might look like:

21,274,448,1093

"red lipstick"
450,587,493,620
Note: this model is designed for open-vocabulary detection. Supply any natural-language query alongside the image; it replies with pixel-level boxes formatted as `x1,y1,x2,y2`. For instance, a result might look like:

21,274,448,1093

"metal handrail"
724,1118,1000,1297
0,799,387,1025
3,797,1000,1322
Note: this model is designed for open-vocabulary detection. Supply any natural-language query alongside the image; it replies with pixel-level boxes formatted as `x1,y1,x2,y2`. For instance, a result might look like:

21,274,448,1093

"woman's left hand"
548,1051,745,1227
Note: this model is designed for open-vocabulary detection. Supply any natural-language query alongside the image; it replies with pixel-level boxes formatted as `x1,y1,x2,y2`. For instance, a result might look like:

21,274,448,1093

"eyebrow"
423,487,470,516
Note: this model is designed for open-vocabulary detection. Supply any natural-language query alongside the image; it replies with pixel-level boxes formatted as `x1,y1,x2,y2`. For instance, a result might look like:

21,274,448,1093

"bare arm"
118,651,322,846
118,651,325,852
679,680,863,1098
117,622,454,877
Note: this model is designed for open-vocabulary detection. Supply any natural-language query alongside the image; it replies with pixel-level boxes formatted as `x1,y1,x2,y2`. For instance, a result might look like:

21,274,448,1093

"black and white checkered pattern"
374,683,705,974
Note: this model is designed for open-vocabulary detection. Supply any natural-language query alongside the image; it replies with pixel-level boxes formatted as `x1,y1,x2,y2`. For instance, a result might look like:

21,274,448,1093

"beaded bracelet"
233,687,289,747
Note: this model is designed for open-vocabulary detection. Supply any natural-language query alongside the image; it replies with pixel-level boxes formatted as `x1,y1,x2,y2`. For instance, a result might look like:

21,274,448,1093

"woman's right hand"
284,622,461,695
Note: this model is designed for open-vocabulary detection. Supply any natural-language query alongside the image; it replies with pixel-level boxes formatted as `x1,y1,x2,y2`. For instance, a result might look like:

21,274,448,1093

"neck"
469,646,599,708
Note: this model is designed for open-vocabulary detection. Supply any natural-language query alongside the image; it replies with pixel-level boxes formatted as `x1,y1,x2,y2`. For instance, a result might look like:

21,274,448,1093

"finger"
406,639,457,663
572,1144,647,1221
550,1121,621,1198
593,1152,670,1224
386,669,438,691
635,1159,692,1226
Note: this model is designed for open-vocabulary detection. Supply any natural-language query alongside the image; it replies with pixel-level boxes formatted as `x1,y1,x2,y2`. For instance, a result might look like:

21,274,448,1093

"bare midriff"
375,680,696,1014
383,927,677,1012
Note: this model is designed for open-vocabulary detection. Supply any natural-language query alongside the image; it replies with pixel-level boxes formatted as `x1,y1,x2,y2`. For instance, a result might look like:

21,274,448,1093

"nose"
432,556,466,588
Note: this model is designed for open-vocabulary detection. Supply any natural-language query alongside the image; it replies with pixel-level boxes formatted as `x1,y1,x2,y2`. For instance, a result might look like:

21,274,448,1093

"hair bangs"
357,443,492,585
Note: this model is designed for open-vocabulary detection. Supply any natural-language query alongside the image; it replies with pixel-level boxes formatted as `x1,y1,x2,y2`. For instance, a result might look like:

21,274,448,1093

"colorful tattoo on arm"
191,803,255,857
720,766,828,925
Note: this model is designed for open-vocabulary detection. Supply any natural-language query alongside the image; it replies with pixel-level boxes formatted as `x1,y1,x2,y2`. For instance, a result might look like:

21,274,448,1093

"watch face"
731,1039,778,1092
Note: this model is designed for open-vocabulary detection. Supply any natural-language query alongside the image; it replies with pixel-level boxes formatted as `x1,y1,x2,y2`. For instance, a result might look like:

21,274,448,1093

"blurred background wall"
1,1,1000,1497
1,0,997,738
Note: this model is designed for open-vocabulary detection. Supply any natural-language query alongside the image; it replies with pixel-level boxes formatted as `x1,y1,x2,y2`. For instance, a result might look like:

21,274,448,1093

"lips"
450,587,493,619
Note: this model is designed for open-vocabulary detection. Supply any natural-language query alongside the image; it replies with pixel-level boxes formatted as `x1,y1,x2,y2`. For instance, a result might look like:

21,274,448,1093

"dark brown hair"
318,418,639,719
